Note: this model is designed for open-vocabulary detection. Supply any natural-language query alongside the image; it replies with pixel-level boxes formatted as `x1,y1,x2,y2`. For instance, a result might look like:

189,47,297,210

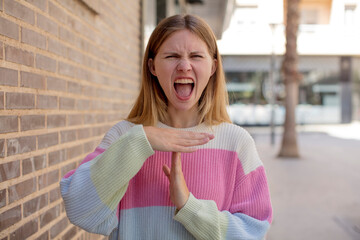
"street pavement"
245,122,360,240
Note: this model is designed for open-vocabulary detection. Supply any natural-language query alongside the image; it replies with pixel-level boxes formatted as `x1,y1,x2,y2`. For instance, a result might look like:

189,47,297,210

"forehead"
158,29,209,53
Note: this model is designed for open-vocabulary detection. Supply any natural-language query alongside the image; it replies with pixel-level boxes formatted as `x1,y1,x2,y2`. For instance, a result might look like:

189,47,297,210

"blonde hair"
126,14,231,126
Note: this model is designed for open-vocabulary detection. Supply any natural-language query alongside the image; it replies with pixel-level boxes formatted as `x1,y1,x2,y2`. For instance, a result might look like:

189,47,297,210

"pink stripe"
120,149,240,210
62,147,106,179
230,166,273,223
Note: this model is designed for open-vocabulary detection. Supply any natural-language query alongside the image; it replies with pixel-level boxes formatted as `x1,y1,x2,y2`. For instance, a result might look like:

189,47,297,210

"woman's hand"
144,126,214,153
162,152,189,211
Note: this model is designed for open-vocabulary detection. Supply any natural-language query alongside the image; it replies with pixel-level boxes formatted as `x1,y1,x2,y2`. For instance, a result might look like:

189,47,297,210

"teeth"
174,79,194,84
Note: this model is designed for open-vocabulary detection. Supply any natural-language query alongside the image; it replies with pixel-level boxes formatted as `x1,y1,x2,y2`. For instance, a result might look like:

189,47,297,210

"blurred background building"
219,0,360,126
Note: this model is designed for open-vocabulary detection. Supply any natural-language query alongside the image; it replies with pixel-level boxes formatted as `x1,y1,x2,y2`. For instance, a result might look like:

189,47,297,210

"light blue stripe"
118,206,195,240
60,161,118,235
225,212,270,240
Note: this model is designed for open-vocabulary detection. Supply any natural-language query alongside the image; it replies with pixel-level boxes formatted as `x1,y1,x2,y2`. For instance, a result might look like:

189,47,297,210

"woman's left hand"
162,152,190,211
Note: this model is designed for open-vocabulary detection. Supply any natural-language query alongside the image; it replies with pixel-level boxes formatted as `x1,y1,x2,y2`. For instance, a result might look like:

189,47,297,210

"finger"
170,144,198,153
171,152,182,175
162,165,171,180
180,137,211,147
178,132,214,140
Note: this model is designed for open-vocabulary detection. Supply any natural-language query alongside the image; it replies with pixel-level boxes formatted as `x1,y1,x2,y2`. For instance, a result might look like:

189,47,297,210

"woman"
60,15,272,239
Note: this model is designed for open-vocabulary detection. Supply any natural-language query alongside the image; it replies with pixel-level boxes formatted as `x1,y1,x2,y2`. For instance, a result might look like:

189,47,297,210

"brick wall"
0,0,142,239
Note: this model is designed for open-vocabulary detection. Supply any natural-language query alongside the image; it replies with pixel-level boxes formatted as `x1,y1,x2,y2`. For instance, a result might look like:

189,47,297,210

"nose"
176,58,191,72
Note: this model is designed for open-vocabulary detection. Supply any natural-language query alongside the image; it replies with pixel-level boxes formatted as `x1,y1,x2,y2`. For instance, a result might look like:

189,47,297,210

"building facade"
0,0,142,239
219,0,360,125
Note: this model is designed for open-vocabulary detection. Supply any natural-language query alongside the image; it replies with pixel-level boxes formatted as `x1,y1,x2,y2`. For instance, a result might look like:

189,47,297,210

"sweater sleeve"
173,130,272,240
60,124,154,235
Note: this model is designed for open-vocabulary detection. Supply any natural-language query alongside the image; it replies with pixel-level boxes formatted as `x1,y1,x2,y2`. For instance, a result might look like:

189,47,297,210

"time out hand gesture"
144,126,214,153
162,152,189,211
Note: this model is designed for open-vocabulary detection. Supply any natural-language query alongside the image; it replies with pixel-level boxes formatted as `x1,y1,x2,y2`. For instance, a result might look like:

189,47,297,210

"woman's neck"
167,107,199,128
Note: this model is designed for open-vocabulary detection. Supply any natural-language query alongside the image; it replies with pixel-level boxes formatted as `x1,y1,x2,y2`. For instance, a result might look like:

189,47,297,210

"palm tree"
278,0,301,158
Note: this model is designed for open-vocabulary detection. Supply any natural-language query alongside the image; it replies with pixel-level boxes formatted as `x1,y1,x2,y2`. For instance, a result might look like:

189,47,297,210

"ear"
148,58,157,76
211,59,217,76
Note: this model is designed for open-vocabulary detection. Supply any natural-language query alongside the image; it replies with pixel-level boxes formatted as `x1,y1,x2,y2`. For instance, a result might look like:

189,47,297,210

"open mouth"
174,79,194,99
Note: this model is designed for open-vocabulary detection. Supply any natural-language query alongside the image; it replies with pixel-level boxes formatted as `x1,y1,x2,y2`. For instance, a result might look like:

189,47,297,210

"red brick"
77,68,93,81
61,226,77,240
0,116,18,133
39,205,60,228
37,14,58,36
7,136,36,156
20,115,45,131
0,67,18,87
4,0,35,25
35,231,48,240
58,61,77,78
108,113,122,122
48,149,66,166
59,27,77,46
68,114,83,126
5,45,34,67
21,28,46,49
49,187,60,203
0,205,21,231
38,170,59,190
47,115,66,129
67,145,82,159
38,132,58,149
37,95,57,109
47,38,67,58
59,97,75,110
92,126,104,137
82,85,95,97
60,130,76,143
0,92,4,109
23,193,48,217
0,16,19,40
36,54,57,72
10,218,38,240
48,2,67,24
22,154,46,175
76,99,91,110
20,71,45,89
50,217,68,238
61,162,76,177
0,160,20,182
77,128,92,139
84,140,97,153
47,76,66,92
8,177,36,203
6,92,35,109
91,100,102,110
96,114,106,123
67,81,82,94
0,139,4,158
84,114,96,124
0,189,5,208
25,0,46,11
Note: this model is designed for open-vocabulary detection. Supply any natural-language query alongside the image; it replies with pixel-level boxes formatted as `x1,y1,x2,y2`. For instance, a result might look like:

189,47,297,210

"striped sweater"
60,121,272,239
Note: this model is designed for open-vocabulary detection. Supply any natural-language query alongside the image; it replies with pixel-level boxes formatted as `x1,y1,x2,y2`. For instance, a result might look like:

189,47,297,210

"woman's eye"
165,55,178,59
192,55,203,58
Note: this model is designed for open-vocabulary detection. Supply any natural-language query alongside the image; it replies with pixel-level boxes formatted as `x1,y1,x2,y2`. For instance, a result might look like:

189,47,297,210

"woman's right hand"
143,126,214,153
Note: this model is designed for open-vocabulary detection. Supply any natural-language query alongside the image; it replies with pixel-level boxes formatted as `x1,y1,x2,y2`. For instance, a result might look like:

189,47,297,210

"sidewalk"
246,123,360,240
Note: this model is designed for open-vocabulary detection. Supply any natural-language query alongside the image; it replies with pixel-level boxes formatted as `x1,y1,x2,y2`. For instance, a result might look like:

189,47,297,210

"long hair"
126,14,231,126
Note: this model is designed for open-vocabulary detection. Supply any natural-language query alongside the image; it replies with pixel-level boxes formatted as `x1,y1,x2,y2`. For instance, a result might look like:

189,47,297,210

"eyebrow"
161,51,205,55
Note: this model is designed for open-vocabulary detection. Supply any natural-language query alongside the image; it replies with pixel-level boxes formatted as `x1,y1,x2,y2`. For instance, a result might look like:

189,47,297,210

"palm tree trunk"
278,0,301,158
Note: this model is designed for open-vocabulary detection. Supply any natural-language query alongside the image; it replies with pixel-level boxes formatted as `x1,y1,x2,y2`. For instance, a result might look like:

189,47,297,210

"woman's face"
149,29,217,114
